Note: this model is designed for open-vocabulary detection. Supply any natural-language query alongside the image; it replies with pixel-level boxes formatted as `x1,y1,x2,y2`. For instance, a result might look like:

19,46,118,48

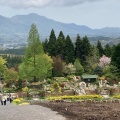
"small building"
82,74,98,83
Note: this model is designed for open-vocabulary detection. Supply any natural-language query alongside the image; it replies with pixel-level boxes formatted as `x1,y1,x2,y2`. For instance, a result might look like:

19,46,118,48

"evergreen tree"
5,55,23,68
97,40,104,57
42,39,49,53
47,29,57,56
94,66,103,76
75,34,82,59
56,31,66,59
80,36,91,66
104,43,112,57
111,43,120,69
64,35,75,64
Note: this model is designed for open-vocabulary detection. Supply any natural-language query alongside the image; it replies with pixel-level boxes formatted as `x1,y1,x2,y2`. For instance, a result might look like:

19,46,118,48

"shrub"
47,95,102,101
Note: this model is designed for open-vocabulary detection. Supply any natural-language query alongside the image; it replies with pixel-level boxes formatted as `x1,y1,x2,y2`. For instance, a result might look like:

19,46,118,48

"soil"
37,100,120,120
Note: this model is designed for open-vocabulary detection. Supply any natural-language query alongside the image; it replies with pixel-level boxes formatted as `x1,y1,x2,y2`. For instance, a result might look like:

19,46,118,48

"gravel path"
0,101,66,120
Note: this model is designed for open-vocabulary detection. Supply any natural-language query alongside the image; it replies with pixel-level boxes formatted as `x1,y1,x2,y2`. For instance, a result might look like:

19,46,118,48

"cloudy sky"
0,0,119,29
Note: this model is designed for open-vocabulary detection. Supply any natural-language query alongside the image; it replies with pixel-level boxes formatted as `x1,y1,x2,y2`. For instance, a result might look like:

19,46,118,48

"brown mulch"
36,100,120,120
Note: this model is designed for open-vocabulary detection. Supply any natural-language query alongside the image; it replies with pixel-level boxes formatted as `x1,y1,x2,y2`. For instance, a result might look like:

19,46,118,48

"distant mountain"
0,13,120,44
10,13,93,37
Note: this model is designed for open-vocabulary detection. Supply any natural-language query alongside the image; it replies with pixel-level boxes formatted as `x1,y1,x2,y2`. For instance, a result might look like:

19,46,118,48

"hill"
0,13,120,48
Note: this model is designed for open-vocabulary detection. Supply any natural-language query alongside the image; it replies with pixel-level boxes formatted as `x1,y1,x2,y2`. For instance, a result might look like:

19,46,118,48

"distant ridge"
0,13,120,42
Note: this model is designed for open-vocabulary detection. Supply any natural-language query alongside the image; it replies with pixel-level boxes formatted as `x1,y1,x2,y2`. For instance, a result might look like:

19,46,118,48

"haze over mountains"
0,13,120,48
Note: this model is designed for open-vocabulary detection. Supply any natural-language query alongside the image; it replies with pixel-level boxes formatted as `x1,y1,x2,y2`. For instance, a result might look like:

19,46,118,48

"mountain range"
0,13,120,47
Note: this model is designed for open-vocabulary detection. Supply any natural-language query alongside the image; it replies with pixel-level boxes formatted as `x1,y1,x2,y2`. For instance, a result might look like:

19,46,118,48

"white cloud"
0,0,105,8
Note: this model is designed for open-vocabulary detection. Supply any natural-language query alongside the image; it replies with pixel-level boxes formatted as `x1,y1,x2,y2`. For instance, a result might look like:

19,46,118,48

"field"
38,100,120,120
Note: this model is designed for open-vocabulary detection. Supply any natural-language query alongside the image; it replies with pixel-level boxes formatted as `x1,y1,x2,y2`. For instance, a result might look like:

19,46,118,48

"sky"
0,0,119,29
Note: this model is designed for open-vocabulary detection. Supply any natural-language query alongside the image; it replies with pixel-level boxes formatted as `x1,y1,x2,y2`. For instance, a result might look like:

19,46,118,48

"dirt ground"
37,100,120,120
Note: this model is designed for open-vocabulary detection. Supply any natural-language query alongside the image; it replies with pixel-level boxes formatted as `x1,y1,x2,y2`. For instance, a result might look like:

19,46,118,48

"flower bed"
113,94,120,99
47,95,102,101
12,98,29,105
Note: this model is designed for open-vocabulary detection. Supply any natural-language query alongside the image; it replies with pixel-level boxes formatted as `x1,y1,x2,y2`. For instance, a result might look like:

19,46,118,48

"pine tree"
75,34,82,59
47,29,57,56
111,43,120,69
97,40,104,57
104,43,112,57
80,36,91,66
64,35,75,64
43,39,49,53
56,31,66,59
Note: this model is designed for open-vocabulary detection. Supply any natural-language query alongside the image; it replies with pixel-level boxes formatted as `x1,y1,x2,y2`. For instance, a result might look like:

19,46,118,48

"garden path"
0,101,66,120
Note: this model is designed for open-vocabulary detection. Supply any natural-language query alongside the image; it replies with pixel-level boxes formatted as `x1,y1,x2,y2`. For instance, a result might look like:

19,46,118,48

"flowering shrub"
47,95,102,101
19,102,30,105
98,55,111,68
13,99,21,105
51,82,61,94
22,87,28,92
113,95,120,99
12,98,29,105
13,98,22,105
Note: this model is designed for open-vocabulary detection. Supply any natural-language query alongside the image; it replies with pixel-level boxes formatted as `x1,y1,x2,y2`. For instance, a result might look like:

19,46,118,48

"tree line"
0,23,120,84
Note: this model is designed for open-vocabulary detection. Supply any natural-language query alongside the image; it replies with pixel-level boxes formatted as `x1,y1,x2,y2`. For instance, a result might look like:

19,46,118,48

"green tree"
75,34,82,59
5,55,23,68
0,56,7,78
42,39,49,53
63,63,76,76
111,43,120,69
85,46,99,73
111,43,120,79
104,43,112,57
24,23,44,82
19,24,53,82
97,40,104,57
4,68,18,83
25,23,44,58
64,35,75,63
80,36,91,66
94,66,103,76
47,29,57,56
56,31,66,59
19,54,53,81
74,59,84,75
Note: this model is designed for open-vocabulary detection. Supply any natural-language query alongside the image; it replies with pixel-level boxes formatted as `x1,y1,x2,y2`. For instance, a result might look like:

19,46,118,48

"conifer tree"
97,40,104,57
111,43,120,69
19,24,53,82
47,29,57,56
25,23,44,58
64,35,75,64
75,34,82,59
80,36,91,66
43,39,49,53
56,31,66,59
104,43,112,57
